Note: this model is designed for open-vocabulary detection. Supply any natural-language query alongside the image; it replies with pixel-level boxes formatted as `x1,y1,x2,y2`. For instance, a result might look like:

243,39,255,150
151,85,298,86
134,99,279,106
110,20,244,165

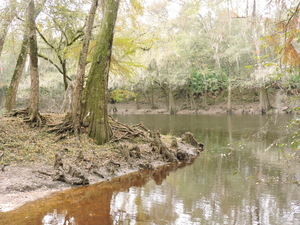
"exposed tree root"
47,115,155,144
47,113,74,134
9,108,45,127
38,116,204,186
109,116,150,142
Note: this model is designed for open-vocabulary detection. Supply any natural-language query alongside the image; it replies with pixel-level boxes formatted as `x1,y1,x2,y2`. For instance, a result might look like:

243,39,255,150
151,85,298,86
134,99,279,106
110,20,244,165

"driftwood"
182,132,204,151
33,170,53,177
176,150,189,161
129,145,141,158
138,162,154,170
119,144,132,164
106,160,121,175
52,152,89,185
110,116,149,142
151,136,178,163
171,138,179,149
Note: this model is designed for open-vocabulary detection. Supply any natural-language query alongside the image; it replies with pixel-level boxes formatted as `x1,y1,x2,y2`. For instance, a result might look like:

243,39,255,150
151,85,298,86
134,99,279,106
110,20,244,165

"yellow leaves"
130,0,144,16
282,43,300,66
110,56,145,78
109,27,156,77
110,89,136,102
264,35,280,47
65,42,82,60
264,4,300,68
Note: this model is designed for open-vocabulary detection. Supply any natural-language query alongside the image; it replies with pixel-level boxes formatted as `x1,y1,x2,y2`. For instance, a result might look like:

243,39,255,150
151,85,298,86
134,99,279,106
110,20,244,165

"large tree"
82,0,120,144
71,0,98,134
5,0,45,112
27,0,41,124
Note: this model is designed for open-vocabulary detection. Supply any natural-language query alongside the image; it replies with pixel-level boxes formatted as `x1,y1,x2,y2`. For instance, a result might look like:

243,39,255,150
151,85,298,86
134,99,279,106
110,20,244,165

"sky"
144,0,294,19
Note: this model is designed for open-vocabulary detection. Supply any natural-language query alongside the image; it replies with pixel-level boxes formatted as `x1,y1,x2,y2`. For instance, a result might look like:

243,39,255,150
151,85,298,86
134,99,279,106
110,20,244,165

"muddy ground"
0,115,203,212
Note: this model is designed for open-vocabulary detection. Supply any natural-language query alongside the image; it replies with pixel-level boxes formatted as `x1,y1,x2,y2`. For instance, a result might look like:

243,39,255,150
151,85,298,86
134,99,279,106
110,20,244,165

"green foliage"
280,118,300,151
188,68,228,95
110,89,136,103
287,73,300,89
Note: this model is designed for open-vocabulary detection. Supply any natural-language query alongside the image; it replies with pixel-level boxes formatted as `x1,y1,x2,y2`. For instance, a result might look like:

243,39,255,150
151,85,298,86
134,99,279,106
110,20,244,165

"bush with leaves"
187,68,228,96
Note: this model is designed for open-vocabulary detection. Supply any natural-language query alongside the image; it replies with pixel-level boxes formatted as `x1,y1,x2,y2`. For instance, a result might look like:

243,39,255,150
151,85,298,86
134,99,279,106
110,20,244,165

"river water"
0,114,300,225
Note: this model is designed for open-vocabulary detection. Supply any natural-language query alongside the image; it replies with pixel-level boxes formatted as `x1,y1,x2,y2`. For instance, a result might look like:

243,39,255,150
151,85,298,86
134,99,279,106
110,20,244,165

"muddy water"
1,114,300,225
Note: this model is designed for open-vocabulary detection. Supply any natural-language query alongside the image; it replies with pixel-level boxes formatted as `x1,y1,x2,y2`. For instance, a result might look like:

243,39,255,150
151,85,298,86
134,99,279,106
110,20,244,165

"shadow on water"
0,161,194,225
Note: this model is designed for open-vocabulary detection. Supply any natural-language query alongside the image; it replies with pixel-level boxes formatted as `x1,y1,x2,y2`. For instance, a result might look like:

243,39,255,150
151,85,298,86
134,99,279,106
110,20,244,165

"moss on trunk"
72,0,98,134
5,37,28,111
28,0,40,121
82,0,120,145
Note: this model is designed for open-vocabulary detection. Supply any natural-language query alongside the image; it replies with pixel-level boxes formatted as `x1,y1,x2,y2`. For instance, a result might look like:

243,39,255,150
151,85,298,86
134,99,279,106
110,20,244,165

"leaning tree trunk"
5,36,29,111
0,0,17,58
82,0,120,145
72,0,98,134
27,0,40,123
5,0,44,112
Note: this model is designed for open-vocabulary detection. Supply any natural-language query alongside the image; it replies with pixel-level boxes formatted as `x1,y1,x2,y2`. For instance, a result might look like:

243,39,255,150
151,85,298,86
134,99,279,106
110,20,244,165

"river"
0,114,299,225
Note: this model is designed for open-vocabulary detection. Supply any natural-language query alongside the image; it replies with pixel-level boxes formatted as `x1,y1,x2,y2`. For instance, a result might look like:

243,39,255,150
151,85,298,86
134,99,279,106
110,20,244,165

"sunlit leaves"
110,89,136,102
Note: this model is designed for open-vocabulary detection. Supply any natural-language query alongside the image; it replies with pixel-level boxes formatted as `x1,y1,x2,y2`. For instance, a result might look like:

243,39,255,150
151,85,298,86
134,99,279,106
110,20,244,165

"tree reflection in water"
0,162,190,225
42,209,75,225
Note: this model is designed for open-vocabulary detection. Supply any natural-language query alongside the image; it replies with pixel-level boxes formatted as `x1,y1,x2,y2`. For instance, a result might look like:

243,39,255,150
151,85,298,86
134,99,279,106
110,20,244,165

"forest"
0,0,300,223
1,0,300,122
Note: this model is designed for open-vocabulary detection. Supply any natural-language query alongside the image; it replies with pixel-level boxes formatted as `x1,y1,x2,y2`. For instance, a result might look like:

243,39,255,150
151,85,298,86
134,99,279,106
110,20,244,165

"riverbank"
108,101,293,115
0,115,203,212
107,86,300,115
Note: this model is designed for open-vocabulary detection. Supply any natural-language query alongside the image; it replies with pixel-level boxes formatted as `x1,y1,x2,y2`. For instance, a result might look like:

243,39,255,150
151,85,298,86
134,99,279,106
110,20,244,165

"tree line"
0,0,299,144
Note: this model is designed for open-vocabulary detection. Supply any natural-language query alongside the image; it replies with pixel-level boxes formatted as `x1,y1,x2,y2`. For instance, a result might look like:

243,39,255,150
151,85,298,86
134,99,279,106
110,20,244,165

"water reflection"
111,114,300,225
0,163,190,225
0,115,299,225
42,209,75,225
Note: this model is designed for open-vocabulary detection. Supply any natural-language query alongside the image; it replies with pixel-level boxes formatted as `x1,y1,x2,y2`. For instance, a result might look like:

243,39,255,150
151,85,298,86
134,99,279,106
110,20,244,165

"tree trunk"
259,86,270,114
227,76,232,115
150,85,156,109
135,94,140,110
168,87,176,114
0,0,17,58
82,0,120,145
62,59,68,90
5,0,44,112
252,0,270,114
203,90,207,109
5,36,29,111
72,0,98,134
27,0,40,121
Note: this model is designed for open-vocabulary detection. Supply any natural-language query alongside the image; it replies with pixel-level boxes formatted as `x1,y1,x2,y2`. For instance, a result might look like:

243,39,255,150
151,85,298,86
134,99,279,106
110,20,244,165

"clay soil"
0,115,202,212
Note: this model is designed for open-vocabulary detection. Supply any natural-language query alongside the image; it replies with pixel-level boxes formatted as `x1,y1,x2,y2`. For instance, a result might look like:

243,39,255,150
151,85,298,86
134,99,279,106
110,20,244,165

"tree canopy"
0,0,300,143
